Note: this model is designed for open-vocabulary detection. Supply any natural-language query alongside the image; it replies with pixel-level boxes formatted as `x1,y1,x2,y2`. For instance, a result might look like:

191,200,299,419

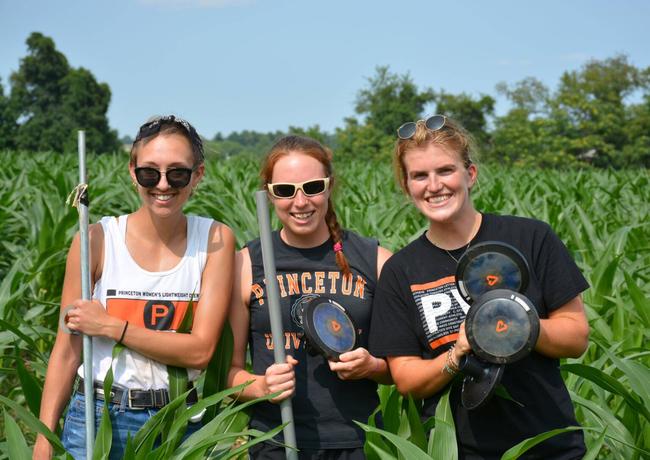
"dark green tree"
489,78,574,166
0,79,17,150
355,66,435,136
433,91,495,147
334,117,394,161
9,32,120,153
551,54,646,166
287,125,335,148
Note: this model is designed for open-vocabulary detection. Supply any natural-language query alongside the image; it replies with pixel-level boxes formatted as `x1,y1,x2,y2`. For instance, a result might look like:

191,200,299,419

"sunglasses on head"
134,115,204,161
397,114,447,140
134,166,197,189
266,178,330,199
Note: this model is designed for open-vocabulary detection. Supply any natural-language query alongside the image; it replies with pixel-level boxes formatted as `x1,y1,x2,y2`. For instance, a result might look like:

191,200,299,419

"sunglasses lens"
135,167,161,187
302,179,327,196
425,115,446,131
397,122,417,139
166,168,193,188
271,183,297,198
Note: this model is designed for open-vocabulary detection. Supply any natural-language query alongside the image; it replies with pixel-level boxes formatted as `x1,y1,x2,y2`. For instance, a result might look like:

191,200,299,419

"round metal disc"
303,297,357,361
461,359,505,410
465,289,540,364
455,241,530,304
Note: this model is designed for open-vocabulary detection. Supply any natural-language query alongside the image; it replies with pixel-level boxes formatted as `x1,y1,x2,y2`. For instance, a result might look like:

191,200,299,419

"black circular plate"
461,359,505,410
465,289,540,364
303,297,357,361
455,241,530,304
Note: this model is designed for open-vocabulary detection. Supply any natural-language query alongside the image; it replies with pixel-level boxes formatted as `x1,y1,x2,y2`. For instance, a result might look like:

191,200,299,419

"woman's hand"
65,299,122,339
451,321,472,366
328,347,383,381
263,355,298,403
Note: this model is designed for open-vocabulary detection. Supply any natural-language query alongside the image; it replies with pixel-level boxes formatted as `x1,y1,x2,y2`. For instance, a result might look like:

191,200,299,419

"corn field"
0,151,648,459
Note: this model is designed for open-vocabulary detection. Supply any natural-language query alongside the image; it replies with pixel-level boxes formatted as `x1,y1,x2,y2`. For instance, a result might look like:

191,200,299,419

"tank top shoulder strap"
98,215,129,278
186,215,214,270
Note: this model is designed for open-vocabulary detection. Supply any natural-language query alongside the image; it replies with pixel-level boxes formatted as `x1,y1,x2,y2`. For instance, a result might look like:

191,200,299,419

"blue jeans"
62,392,201,460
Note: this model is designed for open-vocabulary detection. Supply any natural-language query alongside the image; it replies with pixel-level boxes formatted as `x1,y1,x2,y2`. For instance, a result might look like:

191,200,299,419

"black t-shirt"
247,230,379,449
369,214,589,460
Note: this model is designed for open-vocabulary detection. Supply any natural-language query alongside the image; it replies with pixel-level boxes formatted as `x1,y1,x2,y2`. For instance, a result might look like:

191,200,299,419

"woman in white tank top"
34,116,236,460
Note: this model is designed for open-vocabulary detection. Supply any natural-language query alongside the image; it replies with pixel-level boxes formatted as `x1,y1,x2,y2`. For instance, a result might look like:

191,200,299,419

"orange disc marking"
330,320,341,332
486,275,501,286
495,320,509,333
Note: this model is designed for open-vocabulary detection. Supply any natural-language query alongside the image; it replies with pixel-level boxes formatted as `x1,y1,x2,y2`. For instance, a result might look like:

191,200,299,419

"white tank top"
77,214,213,389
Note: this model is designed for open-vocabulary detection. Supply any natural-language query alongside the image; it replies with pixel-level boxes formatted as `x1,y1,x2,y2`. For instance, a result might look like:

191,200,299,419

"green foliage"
355,66,435,137
4,32,120,154
433,91,495,147
0,79,16,150
334,117,395,161
492,55,650,167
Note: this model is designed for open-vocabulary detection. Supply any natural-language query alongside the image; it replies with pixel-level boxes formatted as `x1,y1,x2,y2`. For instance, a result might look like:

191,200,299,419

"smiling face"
129,133,203,219
269,152,331,247
403,142,477,226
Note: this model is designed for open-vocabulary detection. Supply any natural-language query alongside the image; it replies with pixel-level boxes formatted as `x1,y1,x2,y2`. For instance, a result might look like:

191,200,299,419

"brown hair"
130,116,205,167
394,116,476,193
261,135,351,276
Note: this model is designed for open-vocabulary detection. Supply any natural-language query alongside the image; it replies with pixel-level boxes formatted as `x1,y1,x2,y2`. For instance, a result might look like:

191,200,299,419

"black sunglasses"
134,166,197,189
397,115,446,140
134,115,204,161
267,178,330,199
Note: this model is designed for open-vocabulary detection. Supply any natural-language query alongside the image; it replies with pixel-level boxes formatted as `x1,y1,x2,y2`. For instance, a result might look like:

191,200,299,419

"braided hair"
261,135,351,276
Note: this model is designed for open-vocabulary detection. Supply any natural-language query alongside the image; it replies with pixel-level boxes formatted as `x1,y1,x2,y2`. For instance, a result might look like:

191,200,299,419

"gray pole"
254,190,298,460
78,131,95,456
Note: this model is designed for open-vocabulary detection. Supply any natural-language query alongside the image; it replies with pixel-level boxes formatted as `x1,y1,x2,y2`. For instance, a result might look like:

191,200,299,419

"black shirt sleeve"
532,222,590,312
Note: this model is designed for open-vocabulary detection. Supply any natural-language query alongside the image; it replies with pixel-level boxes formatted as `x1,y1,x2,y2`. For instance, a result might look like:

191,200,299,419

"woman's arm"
65,222,236,369
226,248,297,403
387,321,471,398
536,295,589,358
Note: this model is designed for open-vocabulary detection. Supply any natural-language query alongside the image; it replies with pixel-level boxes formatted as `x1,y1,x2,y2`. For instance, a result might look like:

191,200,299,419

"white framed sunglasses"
266,177,330,199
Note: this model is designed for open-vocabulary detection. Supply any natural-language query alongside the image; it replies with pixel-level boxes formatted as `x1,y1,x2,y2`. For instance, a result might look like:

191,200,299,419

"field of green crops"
0,151,649,459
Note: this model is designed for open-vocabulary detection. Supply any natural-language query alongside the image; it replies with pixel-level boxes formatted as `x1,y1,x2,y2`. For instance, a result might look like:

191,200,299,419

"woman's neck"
280,223,331,249
130,208,187,245
426,210,482,251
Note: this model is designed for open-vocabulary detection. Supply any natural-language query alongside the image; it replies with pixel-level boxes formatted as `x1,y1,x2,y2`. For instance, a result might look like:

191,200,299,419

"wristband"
118,321,129,344
374,357,382,375
442,345,460,375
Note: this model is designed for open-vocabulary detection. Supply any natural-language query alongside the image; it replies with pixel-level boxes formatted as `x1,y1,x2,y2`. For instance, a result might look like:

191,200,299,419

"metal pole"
78,131,95,457
254,190,298,460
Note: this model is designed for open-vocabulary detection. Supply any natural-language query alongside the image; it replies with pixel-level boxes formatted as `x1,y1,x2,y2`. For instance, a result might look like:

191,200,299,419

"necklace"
425,229,471,264
445,243,470,264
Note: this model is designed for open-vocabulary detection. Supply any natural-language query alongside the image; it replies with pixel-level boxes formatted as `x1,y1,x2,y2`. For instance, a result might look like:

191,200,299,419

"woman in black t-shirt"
227,135,392,459
368,116,590,459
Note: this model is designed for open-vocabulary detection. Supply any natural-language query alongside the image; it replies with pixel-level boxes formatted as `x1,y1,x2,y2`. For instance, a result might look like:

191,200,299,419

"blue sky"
1,0,649,139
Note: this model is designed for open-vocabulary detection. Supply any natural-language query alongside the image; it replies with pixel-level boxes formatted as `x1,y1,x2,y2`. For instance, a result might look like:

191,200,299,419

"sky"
1,0,649,140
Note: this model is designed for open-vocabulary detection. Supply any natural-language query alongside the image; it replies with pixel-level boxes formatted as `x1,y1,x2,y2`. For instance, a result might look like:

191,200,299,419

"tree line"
2,32,649,167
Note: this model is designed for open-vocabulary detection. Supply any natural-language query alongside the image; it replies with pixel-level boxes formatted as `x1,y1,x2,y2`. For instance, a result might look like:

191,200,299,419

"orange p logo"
495,320,508,333
151,304,169,326
144,300,175,330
